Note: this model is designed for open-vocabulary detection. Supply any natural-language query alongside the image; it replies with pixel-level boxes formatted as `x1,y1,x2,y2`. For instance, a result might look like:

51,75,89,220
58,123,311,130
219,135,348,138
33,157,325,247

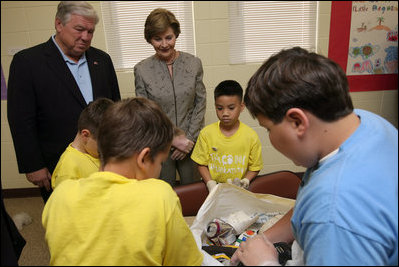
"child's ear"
80,130,92,145
240,102,245,112
136,147,151,169
285,108,309,137
81,129,91,138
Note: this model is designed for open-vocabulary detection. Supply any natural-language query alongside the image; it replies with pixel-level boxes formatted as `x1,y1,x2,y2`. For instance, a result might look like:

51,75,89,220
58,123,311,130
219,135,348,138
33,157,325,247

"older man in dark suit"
7,1,121,202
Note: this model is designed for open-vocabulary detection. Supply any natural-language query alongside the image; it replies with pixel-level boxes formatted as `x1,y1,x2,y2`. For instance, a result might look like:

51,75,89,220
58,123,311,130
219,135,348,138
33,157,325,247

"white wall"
1,1,397,189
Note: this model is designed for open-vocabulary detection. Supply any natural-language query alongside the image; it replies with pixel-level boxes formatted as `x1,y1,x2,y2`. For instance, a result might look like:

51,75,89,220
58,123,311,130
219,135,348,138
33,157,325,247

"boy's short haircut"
77,98,114,139
98,97,174,166
244,46,354,123
214,80,243,102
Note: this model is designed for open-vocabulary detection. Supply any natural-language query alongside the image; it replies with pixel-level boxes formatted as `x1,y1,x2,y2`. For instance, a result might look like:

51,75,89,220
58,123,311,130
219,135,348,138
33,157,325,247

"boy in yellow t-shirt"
42,97,203,266
191,80,263,192
51,98,114,189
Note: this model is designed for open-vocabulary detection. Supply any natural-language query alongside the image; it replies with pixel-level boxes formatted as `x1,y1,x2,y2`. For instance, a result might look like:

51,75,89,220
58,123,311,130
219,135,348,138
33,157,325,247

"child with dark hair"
43,97,203,266
51,97,114,188
191,80,263,192
231,47,398,266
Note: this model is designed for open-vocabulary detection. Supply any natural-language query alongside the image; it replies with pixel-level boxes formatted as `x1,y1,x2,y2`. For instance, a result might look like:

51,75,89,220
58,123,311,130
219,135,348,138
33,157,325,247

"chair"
173,181,208,217
248,170,301,199
174,170,301,216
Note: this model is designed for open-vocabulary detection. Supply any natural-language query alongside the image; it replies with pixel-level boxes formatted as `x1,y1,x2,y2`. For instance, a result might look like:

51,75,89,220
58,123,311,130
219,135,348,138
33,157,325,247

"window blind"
228,1,318,64
100,1,195,70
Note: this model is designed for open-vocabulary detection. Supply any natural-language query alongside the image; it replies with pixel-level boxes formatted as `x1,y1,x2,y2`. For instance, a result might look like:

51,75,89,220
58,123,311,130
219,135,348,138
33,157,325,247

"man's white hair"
56,1,99,25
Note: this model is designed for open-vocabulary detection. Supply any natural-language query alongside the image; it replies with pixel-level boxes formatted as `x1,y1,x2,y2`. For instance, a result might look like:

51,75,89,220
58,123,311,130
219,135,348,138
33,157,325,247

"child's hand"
240,178,250,189
233,178,241,187
206,180,217,192
231,234,280,266
227,178,249,189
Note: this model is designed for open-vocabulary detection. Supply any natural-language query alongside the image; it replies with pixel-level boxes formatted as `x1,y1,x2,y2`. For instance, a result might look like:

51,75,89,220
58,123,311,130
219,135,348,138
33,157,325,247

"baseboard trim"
2,187,41,198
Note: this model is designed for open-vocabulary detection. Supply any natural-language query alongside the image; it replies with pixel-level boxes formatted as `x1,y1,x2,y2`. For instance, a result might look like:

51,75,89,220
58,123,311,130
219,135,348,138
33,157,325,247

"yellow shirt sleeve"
163,201,204,266
51,144,100,189
191,129,210,166
248,131,263,172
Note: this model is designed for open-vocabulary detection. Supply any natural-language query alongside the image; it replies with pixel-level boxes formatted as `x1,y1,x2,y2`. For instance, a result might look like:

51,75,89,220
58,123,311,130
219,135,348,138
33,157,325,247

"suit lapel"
44,39,87,108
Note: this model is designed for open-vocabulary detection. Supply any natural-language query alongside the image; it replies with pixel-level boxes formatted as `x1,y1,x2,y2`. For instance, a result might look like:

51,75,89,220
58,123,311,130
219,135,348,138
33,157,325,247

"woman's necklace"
166,50,177,65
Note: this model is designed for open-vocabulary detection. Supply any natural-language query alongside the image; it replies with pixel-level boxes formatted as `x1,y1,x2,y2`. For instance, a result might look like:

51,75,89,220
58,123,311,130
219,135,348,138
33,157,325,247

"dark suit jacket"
7,37,121,174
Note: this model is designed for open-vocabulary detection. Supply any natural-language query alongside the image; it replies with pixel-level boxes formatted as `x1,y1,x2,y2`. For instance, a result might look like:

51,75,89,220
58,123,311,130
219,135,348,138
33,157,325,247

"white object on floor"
12,212,33,231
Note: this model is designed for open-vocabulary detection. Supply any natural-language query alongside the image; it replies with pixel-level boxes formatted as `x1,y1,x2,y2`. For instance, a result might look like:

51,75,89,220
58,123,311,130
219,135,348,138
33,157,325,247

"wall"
1,1,398,189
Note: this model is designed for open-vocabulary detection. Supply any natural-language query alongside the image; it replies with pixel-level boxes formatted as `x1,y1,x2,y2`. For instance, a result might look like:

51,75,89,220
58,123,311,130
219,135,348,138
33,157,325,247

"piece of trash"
12,212,33,230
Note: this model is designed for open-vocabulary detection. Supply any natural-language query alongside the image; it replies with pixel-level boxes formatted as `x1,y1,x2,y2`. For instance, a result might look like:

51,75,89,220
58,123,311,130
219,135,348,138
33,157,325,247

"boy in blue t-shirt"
231,47,398,266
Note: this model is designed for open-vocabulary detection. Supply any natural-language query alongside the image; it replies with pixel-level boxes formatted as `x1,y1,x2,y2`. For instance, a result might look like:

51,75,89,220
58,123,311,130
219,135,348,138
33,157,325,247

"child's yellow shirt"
191,121,263,183
51,144,100,189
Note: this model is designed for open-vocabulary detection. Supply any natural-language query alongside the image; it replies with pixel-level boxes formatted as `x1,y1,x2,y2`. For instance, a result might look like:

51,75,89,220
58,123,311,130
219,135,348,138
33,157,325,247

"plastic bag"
190,183,295,266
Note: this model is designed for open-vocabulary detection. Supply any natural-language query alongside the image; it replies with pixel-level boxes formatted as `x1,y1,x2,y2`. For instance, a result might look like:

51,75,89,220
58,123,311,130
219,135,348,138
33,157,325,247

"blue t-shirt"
292,109,398,265
51,35,93,104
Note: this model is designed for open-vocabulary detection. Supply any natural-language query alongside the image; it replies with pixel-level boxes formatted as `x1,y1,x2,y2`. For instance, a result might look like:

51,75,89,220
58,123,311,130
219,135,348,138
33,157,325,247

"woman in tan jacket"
134,8,206,187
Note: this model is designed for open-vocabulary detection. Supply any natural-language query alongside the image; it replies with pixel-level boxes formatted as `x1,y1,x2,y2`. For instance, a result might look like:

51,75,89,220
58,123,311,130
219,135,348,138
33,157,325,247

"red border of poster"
328,1,398,92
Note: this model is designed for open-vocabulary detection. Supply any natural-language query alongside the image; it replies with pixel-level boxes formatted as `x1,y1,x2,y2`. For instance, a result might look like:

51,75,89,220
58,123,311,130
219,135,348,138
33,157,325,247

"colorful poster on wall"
329,1,398,92
347,1,398,75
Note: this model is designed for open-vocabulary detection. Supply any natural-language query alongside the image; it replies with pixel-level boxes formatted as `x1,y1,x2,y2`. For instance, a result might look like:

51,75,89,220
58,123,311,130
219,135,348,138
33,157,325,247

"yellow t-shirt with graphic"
43,172,203,266
51,144,100,189
191,121,263,183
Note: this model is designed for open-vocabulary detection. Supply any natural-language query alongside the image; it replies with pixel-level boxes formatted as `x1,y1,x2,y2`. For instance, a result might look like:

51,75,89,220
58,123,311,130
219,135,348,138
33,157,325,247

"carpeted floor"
3,196,50,266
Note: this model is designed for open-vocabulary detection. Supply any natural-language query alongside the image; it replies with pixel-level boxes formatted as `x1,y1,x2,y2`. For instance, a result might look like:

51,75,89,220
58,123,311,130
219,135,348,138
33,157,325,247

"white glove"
240,178,250,189
206,180,217,192
233,178,241,187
